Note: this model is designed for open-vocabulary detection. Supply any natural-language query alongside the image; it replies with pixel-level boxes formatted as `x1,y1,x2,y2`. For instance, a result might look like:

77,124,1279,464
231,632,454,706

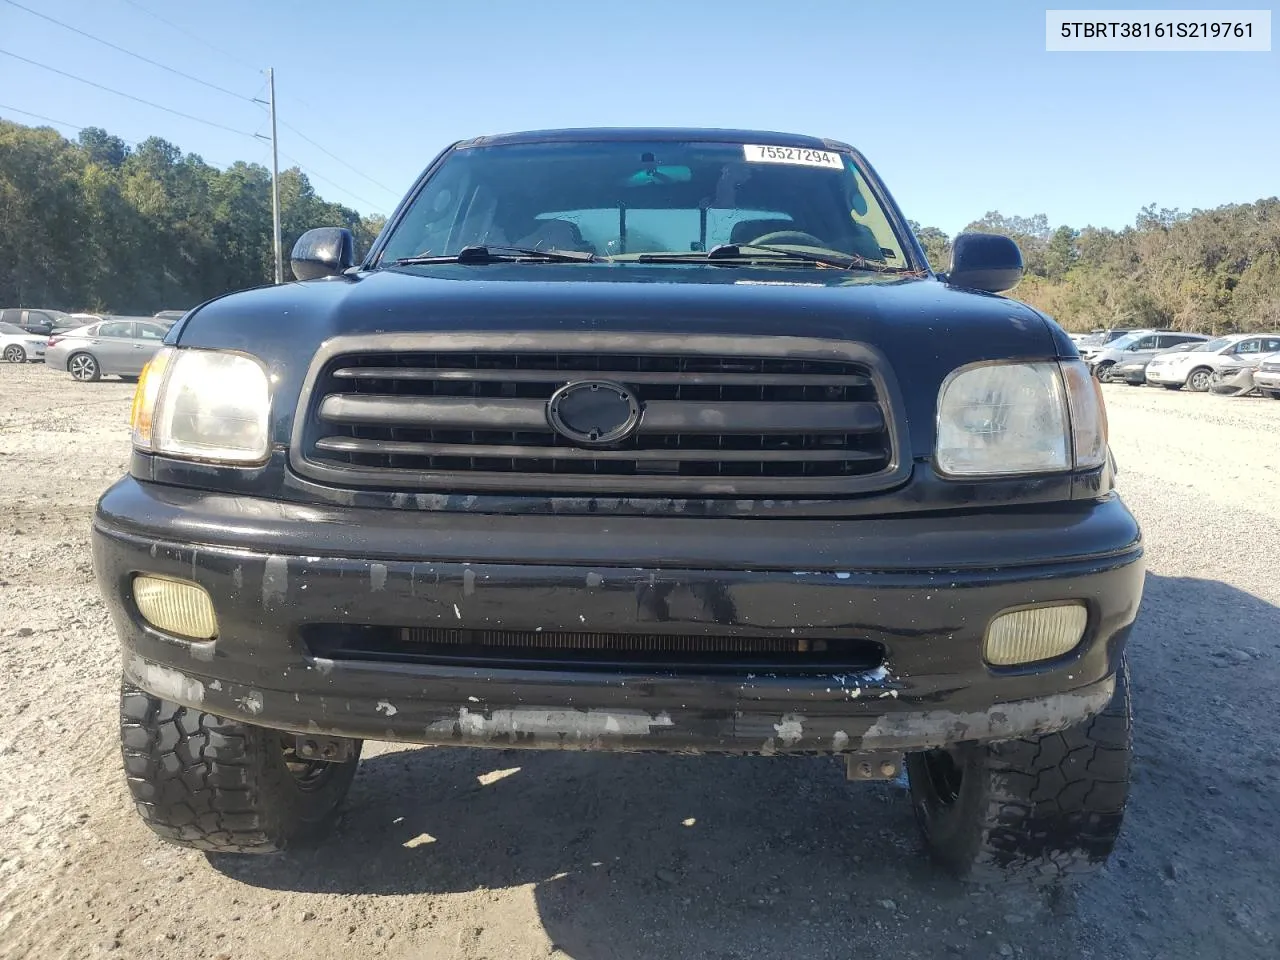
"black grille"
295,338,902,497
304,624,886,675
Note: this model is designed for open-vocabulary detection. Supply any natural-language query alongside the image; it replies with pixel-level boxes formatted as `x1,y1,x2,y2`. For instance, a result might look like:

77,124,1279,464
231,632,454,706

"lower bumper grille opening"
304,625,886,675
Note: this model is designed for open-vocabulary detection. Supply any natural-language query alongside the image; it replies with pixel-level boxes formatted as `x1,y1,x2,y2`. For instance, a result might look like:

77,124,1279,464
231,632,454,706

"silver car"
45,317,172,382
1088,330,1210,382
0,321,48,363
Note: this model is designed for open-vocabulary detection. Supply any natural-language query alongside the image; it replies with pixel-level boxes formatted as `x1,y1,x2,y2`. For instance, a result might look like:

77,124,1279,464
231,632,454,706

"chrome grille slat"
332,366,871,387
319,394,884,434
315,436,880,462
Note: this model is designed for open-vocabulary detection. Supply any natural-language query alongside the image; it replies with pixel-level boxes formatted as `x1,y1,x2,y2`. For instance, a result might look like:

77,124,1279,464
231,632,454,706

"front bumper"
1116,364,1147,384
1253,371,1280,389
93,478,1145,755
1144,367,1182,385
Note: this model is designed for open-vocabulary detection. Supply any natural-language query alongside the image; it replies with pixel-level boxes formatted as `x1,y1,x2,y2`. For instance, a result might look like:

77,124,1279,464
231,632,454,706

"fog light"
984,603,1087,666
133,575,219,640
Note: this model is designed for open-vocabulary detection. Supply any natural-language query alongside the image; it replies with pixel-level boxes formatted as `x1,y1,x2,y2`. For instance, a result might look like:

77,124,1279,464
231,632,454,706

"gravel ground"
0,362,1277,960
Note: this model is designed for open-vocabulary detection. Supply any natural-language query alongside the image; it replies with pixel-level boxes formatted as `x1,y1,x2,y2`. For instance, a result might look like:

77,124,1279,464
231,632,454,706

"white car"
0,320,47,363
1145,333,1280,392
1253,353,1280,399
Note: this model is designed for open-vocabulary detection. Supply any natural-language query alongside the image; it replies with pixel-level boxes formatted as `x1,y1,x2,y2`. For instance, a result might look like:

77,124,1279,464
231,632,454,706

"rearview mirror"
290,227,355,280
943,233,1023,293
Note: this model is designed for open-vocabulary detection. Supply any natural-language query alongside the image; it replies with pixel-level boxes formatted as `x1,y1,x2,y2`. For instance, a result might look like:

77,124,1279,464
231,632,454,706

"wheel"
118,374,139,383
1186,367,1213,393
906,661,1131,885
3,344,26,363
1094,361,1116,383
69,352,101,382
120,681,362,853
1161,383,1182,391
1265,390,1280,400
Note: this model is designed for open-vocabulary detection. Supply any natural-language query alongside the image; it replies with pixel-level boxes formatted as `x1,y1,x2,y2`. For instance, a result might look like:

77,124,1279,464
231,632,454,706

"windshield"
1194,337,1234,352
377,139,911,268
0,322,27,335
1108,333,1142,350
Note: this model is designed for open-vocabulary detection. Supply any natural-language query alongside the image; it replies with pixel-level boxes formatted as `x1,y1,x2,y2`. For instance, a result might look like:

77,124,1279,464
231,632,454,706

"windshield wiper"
637,243,888,271
390,244,596,266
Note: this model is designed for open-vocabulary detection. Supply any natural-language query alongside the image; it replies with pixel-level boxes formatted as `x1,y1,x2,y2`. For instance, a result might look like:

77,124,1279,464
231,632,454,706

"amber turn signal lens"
983,603,1087,666
130,348,174,448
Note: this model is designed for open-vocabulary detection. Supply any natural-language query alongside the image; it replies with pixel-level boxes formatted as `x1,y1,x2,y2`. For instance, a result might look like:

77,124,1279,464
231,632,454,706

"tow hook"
846,751,904,781
294,733,359,763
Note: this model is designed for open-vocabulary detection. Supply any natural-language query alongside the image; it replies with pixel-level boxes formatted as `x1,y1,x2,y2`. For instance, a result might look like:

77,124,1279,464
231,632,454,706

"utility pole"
268,67,282,284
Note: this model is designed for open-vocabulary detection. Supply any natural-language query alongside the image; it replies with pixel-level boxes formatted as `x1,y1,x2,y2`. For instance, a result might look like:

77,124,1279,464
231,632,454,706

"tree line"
2,118,1277,332
0,119,385,314
910,202,1280,334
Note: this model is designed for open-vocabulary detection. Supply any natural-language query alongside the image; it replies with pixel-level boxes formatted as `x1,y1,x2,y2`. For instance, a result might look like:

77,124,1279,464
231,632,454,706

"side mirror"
943,232,1023,293
290,227,355,280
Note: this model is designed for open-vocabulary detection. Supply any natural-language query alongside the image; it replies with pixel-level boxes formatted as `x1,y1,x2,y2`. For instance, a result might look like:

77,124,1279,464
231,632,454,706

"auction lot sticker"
743,145,844,169
1046,9,1271,51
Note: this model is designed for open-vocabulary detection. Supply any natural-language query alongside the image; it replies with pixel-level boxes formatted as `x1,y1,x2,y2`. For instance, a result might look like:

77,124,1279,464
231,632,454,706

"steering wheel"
748,230,828,248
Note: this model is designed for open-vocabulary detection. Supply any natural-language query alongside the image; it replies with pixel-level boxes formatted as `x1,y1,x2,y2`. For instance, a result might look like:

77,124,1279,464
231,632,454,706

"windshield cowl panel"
375,138,915,279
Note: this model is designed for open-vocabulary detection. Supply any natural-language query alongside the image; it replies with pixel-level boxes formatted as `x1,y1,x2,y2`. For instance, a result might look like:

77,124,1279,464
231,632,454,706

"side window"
98,320,133,338
1262,338,1280,353
1134,336,1158,350
135,322,167,340
1234,339,1260,355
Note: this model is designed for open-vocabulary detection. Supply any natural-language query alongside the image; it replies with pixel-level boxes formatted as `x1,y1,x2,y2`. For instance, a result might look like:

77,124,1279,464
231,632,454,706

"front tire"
1186,367,1213,392
1264,390,1280,400
69,352,101,382
1094,361,1116,383
906,662,1131,885
3,344,25,363
120,682,362,853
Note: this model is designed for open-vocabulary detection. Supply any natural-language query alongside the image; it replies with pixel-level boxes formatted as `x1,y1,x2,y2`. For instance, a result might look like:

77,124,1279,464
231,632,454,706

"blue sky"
1,0,1275,235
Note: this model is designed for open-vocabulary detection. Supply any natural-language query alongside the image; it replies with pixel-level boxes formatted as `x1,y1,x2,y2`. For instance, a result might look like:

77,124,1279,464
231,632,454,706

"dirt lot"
1,363,1277,960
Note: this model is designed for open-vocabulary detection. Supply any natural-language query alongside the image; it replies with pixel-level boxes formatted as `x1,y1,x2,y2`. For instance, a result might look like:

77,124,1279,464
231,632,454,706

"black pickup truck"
93,128,1144,883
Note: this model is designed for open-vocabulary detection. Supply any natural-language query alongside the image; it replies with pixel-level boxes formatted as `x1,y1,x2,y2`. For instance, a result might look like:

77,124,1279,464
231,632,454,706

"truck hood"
174,266,1064,458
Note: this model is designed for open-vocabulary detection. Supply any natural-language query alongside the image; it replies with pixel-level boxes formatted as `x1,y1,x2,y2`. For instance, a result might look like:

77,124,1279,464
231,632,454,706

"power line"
0,103,238,168
278,120,399,196
0,103,86,132
114,0,262,74
27,0,400,209
0,49,259,140
1,0,256,103
277,150,382,211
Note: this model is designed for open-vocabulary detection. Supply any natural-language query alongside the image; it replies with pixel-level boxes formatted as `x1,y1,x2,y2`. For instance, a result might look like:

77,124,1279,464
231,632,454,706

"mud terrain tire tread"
907,663,1131,885
120,682,360,853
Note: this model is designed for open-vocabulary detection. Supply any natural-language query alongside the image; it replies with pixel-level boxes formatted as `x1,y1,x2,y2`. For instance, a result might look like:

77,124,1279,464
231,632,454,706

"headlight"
936,360,1107,477
131,348,271,464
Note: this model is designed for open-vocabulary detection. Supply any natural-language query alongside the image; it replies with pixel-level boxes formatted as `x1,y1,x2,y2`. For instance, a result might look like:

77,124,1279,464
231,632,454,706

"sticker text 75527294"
743,144,844,169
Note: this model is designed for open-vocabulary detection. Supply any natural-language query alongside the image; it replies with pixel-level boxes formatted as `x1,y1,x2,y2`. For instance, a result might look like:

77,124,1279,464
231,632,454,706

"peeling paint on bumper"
96,478,1144,755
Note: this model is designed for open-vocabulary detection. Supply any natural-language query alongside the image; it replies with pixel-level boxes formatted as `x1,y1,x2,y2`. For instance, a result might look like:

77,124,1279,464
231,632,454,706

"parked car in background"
1209,339,1280,388
1145,334,1280,392
1088,331,1209,382
1253,353,1280,399
1076,327,1145,361
0,307,72,336
44,316,172,381
153,310,187,322
0,320,48,362
1115,340,1206,385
